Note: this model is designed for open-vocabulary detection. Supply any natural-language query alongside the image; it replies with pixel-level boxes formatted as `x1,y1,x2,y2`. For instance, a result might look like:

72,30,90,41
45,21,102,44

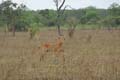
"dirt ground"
0,29,120,80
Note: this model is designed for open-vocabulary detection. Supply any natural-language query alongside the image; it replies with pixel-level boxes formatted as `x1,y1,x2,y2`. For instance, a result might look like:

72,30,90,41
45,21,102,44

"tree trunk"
4,25,8,36
57,24,62,36
12,26,15,37
56,13,62,36
55,0,66,36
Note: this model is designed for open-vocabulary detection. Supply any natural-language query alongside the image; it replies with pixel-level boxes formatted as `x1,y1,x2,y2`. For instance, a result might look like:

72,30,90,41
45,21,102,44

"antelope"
39,42,52,52
53,36,65,52
53,36,65,63
38,36,65,52
38,36,65,62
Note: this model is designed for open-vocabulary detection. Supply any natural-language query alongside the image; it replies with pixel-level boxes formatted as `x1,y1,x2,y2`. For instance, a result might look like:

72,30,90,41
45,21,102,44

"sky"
0,0,120,10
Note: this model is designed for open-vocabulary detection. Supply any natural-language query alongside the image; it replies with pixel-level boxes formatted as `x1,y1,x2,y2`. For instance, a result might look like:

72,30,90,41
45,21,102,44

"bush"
29,24,40,39
98,16,120,28
15,21,28,32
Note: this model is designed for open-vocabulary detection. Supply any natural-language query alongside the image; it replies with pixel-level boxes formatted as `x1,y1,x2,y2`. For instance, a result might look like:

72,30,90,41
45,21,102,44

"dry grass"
0,29,120,80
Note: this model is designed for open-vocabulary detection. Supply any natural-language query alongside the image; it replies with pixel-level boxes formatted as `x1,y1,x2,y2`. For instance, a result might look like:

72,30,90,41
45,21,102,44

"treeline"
0,0,120,32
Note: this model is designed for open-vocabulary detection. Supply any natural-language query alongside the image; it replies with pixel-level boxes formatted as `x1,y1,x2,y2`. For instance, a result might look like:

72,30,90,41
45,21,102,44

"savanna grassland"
0,29,120,80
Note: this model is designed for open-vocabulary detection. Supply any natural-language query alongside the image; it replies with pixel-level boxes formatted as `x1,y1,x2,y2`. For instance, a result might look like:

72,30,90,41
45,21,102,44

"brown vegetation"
0,29,120,80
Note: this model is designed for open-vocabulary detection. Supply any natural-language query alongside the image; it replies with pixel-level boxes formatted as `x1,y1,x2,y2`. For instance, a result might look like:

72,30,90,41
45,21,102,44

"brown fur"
39,36,65,52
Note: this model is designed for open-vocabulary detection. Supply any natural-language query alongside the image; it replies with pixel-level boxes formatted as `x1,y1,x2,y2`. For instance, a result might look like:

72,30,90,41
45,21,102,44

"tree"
12,4,28,34
53,0,66,36
108,3,120,16
66,17,78,38
0,0,23,36
102,3,120,28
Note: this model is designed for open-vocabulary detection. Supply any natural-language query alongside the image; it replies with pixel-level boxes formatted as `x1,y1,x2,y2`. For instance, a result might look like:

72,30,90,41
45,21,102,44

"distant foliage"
99,16,120,28
0,1,120,30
